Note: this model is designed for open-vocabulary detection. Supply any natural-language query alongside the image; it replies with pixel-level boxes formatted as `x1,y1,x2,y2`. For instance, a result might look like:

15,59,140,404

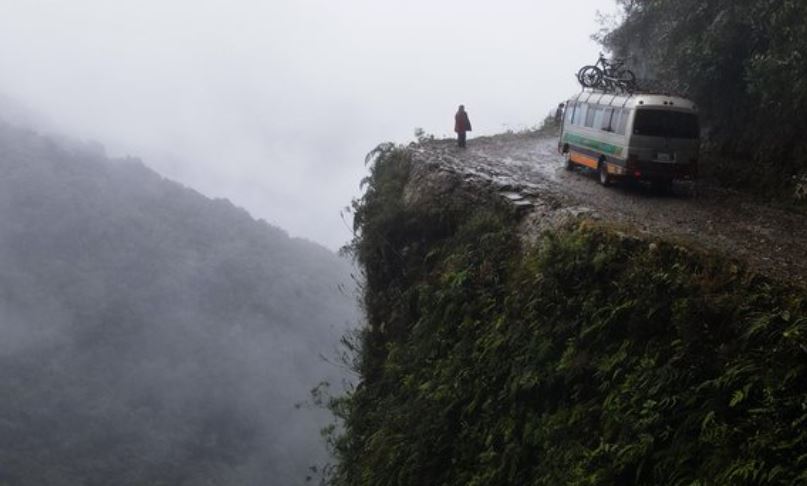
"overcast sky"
0,0,619,250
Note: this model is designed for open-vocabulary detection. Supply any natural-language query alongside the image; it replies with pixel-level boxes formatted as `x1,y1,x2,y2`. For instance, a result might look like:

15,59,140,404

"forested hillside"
323,145,807,485
0,121,357,485
601,0,807,196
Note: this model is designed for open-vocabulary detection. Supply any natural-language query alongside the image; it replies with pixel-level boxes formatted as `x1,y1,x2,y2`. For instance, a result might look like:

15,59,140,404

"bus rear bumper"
620,161,697,181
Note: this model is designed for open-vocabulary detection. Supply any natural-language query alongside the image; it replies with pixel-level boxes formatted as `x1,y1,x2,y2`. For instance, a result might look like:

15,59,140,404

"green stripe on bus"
563,133,624,156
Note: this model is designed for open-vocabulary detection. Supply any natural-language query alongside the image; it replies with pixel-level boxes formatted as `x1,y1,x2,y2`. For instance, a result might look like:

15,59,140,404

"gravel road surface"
411,133,807,287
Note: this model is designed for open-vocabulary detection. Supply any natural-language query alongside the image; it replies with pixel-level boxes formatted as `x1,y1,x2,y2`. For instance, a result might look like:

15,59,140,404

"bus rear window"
633,109,700,139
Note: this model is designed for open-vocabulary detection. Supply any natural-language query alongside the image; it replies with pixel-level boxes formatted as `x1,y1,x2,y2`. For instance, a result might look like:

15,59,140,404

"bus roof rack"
578,81,691,99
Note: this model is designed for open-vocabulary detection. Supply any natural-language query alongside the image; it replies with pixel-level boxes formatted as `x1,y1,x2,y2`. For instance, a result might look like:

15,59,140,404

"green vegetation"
601,0,807,198
325,147,807,485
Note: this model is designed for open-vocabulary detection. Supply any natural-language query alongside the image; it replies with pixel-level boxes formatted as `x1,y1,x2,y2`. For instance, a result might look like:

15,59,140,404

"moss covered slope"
327,146,807,485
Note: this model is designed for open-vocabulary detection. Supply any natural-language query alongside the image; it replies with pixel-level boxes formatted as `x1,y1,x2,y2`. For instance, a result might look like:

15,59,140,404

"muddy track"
411,133,807,288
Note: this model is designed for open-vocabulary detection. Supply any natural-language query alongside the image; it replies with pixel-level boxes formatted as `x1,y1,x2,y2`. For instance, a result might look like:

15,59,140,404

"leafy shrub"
601,0,807,199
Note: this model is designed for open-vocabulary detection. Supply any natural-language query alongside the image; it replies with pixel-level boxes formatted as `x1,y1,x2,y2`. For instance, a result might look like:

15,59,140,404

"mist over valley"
0,121,357,485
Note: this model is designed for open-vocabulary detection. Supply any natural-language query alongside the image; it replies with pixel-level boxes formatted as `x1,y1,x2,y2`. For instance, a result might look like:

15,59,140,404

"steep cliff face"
327,143,807,485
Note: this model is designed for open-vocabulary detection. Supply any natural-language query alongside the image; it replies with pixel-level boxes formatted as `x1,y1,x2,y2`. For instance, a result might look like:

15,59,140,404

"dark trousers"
457,131,467,148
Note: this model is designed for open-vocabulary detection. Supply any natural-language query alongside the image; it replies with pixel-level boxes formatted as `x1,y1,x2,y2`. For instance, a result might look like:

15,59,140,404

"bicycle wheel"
576,66,587,82
577,66,602,88
617,69,637,92
576,65,595,84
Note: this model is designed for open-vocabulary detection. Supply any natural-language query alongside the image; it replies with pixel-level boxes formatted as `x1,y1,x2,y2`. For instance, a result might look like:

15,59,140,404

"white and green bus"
558,89,700,190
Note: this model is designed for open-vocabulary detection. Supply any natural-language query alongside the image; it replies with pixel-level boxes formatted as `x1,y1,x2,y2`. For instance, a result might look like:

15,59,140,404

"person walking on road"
454,105,472,148
554,102,565,125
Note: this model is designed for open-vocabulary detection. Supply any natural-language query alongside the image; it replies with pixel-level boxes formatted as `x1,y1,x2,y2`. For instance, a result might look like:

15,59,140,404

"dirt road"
412,133,807,287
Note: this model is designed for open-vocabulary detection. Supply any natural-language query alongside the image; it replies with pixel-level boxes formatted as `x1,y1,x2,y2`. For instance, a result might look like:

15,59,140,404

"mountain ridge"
0,119,356,485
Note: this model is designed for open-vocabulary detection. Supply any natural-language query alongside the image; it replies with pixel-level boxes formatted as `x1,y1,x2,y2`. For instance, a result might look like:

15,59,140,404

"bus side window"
585,106,598,128
602,108,615,132
617,109,630,134
612,110,623,134
576,104,588,126
592,108,605,129
566,102,576,125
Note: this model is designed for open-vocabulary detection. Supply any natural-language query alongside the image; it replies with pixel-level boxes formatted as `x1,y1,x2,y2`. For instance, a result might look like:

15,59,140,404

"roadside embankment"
325,139,807,486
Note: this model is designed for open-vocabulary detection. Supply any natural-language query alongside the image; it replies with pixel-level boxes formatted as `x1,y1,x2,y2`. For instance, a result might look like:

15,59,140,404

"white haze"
0,0,618,249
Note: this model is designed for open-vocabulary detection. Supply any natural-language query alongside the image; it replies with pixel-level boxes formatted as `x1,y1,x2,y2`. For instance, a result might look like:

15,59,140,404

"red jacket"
455,110,472,133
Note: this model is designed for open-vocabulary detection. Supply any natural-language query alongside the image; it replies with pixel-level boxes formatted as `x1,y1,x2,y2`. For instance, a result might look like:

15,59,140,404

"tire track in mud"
412,133,807,287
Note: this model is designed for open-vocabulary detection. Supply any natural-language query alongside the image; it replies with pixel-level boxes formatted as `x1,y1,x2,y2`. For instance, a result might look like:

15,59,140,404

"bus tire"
598,161,611,186
564,151,574,171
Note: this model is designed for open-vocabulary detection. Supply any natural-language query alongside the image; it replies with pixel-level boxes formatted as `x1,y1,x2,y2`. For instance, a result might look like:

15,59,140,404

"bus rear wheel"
598,161,611,186
564,151,574,171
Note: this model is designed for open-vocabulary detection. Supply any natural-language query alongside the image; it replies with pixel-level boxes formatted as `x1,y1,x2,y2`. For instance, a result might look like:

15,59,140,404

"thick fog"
0,120,359,484
0,0,616,250
0,2,619,484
